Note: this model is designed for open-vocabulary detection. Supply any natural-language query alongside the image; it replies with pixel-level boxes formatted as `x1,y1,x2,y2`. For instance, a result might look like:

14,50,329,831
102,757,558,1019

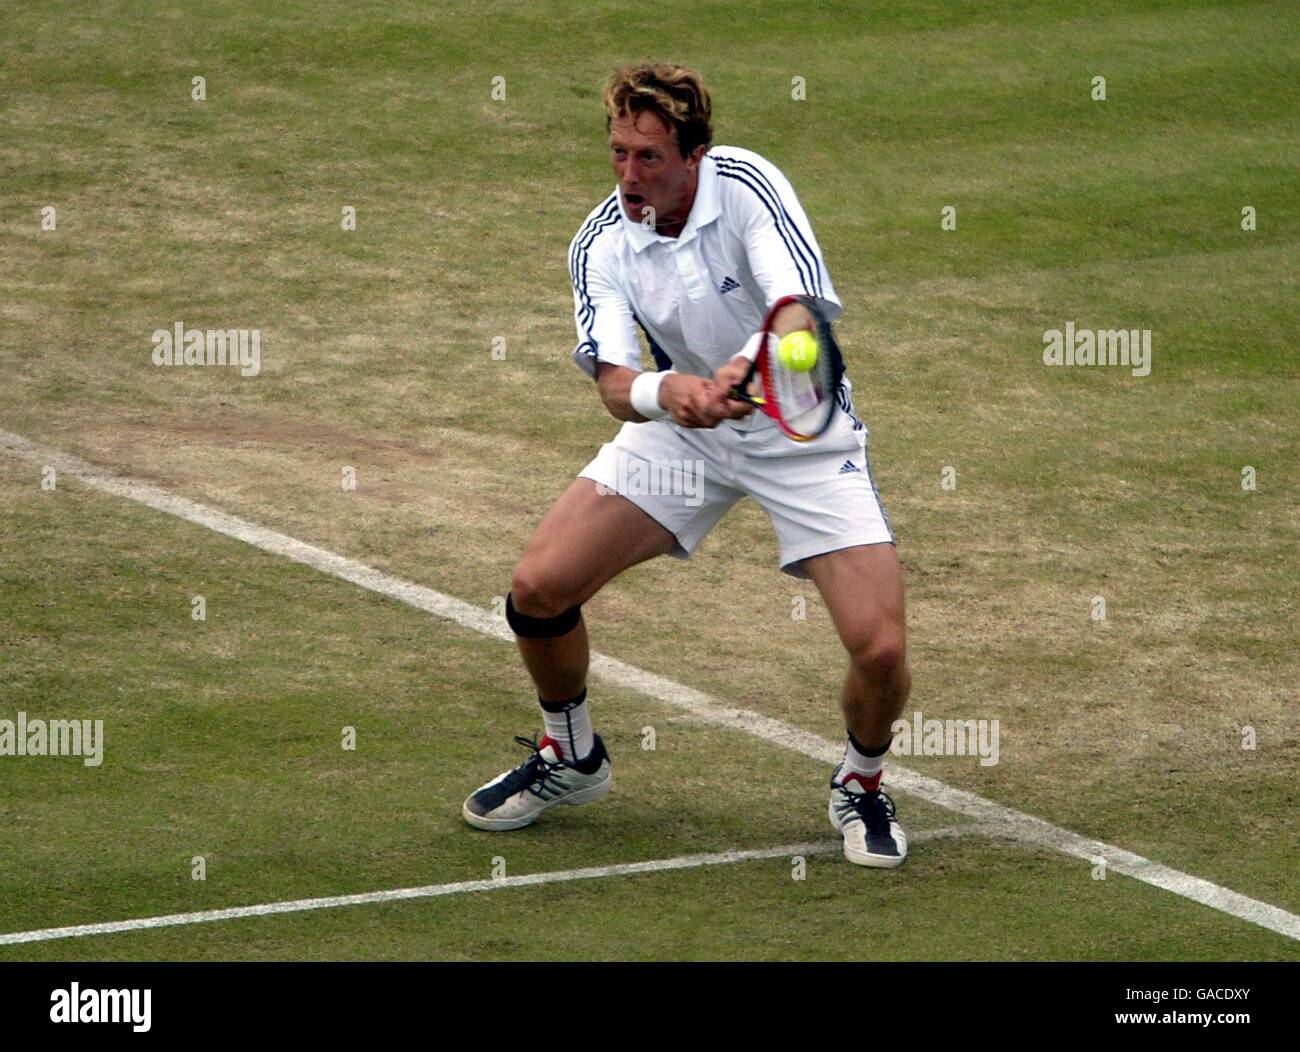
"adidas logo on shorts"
718,276,740,295
838,460,861,474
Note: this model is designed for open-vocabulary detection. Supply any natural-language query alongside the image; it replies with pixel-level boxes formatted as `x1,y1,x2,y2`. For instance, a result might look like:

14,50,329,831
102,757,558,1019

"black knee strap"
505,592,582,639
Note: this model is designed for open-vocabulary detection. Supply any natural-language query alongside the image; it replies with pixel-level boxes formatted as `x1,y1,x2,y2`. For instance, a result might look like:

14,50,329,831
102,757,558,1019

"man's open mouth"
624,193,646,208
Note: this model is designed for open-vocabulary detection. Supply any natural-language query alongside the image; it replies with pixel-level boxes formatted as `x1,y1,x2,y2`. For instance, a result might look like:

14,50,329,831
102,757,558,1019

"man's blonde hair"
603,62,713,158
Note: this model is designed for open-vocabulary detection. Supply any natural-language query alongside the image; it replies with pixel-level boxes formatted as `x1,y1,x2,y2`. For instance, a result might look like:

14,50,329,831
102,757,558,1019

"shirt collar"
619,152,720,252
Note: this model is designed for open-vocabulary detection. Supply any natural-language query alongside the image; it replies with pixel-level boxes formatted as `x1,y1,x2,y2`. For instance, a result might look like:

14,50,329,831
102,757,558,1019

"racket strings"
739,296,844,441
766,324,837,437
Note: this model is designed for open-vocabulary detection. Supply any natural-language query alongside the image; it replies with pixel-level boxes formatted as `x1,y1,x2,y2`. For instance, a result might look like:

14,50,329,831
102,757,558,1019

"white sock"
540,690,594,762
842,731,886,788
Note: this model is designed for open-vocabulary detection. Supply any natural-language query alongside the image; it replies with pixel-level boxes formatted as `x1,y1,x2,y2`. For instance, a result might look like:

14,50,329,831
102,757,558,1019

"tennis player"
463,63,911,867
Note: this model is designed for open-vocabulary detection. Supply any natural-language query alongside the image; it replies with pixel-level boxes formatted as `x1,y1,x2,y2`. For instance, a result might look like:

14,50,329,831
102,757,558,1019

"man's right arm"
595,362,750,428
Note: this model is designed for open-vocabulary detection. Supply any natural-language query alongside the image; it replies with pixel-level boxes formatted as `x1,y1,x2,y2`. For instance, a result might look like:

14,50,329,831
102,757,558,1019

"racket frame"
732,293,844,442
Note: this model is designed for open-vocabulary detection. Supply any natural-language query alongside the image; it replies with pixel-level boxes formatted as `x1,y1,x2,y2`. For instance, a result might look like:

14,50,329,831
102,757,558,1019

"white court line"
0,830,972,946
3,429,1298,944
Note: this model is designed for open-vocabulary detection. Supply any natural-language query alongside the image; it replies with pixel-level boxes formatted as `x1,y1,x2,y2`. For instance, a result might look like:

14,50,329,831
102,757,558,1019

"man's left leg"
803,541,911,867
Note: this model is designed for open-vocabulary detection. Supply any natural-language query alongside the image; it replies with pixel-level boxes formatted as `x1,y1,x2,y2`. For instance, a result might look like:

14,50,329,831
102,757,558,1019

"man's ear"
687,143,707,169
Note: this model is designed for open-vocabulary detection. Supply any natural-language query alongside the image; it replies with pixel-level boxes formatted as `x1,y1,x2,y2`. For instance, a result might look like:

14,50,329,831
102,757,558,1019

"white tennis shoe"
829,764,907,868
462,734,612,831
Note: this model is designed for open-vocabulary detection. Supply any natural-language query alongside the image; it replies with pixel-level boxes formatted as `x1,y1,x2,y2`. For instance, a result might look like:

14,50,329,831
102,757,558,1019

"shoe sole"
462,771,612,832
828,801,907,868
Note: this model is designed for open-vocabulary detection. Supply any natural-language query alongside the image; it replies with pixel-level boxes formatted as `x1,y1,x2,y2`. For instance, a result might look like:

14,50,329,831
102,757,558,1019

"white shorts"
578,396,894,579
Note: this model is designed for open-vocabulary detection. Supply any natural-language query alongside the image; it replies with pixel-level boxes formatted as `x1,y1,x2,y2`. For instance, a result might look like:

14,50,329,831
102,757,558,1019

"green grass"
0,459,1294,961
0,0,1296,959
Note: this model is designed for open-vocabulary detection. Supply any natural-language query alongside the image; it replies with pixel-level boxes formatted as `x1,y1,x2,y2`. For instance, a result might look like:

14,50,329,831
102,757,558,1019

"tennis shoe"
828,764,907,867
463,734,611,831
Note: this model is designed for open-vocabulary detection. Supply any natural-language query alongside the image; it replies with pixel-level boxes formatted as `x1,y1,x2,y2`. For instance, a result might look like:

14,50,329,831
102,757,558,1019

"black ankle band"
848,729,892,758
539,689,588,714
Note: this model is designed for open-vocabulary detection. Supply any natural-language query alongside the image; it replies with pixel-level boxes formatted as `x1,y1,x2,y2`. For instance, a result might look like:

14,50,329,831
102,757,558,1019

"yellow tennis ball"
777,330,818,372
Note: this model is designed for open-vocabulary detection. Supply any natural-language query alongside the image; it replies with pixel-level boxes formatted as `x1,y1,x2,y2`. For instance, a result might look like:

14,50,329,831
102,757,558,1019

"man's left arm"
712,157,840,395
710,299,815,403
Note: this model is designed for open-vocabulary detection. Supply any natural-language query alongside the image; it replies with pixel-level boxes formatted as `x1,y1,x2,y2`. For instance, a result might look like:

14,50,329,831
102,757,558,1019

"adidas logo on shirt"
838,460,861,474
718,276,740,295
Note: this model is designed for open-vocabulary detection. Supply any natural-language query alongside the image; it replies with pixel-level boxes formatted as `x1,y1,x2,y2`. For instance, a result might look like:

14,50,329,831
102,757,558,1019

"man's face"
608,111,701,229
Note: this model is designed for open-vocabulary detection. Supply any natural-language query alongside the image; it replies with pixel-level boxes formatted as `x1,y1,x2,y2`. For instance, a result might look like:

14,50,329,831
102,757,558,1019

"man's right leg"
508,477,677,704
462,478,677,831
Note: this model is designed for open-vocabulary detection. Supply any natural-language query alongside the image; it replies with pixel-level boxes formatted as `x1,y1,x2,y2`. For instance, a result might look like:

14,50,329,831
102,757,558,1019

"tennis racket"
729,294,845,442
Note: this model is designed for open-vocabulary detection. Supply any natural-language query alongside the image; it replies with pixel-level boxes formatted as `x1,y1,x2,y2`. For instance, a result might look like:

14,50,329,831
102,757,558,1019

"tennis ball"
777,330,818,372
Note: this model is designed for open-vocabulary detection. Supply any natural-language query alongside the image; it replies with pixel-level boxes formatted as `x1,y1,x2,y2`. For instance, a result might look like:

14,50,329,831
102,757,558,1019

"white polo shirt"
568,146,844,392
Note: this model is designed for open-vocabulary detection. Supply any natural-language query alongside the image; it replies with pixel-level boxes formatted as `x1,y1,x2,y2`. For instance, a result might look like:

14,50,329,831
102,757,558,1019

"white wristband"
739,331,776,362
630,370,671,420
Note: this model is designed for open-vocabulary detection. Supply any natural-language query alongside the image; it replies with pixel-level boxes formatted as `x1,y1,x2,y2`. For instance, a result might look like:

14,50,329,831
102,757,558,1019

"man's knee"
846,627,908,685
508,562,584,638
510,561,576,618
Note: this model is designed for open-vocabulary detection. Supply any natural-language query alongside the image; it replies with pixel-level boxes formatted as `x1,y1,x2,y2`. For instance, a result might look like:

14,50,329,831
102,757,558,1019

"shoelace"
511,735,567,797
840,785,896,836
